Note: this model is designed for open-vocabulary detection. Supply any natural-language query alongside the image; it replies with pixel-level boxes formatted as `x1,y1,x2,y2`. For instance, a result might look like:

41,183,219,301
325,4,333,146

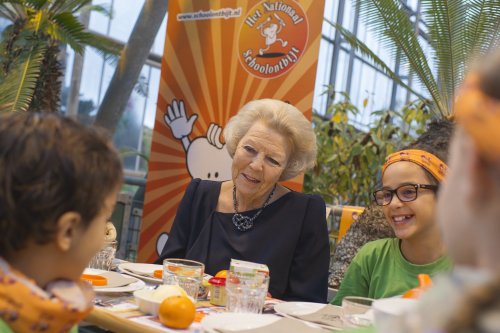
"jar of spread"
208,277,226,306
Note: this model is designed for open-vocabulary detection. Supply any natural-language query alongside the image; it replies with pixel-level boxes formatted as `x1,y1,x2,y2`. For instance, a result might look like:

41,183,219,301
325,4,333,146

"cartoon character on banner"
258,13,288,55
156,99,233,254
163,99,232,181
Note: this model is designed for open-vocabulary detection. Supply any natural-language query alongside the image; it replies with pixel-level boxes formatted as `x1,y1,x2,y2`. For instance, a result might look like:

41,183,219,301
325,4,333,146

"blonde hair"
223,99,317,181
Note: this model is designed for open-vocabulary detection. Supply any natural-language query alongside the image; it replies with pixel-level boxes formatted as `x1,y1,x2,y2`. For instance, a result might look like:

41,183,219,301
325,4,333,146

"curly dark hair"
0,112,123,256
329,204,394,288
403,119,455,184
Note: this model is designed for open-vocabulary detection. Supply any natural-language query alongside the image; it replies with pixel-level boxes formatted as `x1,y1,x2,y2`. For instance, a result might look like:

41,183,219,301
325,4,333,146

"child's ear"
56,212,82,251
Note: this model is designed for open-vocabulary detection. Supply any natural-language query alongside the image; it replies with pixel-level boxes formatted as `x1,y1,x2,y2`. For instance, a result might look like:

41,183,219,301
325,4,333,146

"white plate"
118,263,214,285
118,263,163,284
83,268,146,293
274,302,346,331
201,313,280,333
274,302,326,317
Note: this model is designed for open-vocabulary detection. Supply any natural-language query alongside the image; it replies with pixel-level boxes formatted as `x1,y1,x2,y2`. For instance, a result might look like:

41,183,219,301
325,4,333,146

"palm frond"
51,0,92,15
421,0,467,113
354,0,446,117
25,0,48,10
0,44,46,112
326,19,427,102
79,4,112,18
50,12,87,53
465,0,500,64
27,7,45,33
485,19,500,51
84,33,122,61
0,2,24,21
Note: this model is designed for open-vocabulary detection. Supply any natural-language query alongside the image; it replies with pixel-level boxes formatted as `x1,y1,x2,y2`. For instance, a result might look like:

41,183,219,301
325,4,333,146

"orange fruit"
417,274,432,289
403,274,433,299
81,274,108,286
402,288,423,299
158,296,196,329
153,270,163,279
215,269,228,278
167,265,180,272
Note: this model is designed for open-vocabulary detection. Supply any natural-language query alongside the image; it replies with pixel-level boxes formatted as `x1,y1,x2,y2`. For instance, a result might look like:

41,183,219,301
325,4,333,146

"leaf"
371,131,383,148
331,112,345,123
0,43,47,112
363,97,368,108
350,143,363,158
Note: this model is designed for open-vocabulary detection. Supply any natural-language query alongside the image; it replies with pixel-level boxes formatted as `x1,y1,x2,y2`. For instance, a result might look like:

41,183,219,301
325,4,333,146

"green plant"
326,0,500,118
0,0,121,113
304,89,431,206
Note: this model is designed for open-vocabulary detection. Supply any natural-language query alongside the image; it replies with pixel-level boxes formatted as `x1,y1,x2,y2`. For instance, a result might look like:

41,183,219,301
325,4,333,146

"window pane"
89,0,111,35
108,0,145,42
313,39,333,115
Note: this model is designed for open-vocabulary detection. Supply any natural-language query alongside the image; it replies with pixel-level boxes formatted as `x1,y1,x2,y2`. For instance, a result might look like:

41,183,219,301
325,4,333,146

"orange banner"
139,0,325,262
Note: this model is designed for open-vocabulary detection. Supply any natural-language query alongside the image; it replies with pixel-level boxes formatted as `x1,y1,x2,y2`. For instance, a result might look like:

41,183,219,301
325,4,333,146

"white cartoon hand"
164,99,198,139
207,123,224,149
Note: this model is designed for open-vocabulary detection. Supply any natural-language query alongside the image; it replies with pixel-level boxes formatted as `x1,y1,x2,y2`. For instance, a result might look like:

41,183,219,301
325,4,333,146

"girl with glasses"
403,50,500,333
332,120,454,305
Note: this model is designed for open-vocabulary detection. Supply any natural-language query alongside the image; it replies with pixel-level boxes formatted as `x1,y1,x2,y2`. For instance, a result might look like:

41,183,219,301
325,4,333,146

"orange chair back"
337,206,365,241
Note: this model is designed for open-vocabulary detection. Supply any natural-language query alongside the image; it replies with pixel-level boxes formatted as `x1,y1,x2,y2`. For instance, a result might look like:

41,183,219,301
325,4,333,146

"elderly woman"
156,99,330,302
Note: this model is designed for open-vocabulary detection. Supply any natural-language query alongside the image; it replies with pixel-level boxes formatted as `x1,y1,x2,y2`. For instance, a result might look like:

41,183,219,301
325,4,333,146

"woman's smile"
241,173,260,184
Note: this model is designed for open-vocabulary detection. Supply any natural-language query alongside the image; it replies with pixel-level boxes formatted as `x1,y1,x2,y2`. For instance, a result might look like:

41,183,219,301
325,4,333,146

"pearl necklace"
232,184,276,231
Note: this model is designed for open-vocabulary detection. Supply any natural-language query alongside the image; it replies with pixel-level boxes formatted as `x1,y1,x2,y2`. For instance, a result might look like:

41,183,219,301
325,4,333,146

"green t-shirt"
0,320,13,333
0,320,78,333
331,238,453,305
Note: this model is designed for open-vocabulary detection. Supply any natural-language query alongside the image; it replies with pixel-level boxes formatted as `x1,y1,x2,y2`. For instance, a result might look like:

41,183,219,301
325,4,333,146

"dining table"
81,262,347,333
83,294,286,333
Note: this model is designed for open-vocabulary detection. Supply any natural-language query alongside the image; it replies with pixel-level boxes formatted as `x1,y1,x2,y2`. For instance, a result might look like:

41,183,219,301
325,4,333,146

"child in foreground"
0,112,122,333
332,120,454,305
414,49,500,333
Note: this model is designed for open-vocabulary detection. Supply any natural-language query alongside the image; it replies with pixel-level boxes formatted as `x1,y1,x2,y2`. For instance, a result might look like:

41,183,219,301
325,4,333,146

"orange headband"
455,73,500,160
382,149,448,182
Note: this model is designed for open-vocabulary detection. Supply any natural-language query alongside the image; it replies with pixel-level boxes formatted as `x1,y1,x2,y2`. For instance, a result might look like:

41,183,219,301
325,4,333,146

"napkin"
94,271,136,289
292,304,344,329
216,317,330,333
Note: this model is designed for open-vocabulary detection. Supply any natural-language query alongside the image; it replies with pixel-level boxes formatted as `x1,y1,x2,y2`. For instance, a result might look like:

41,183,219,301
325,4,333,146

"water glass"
341,296,374,327
88,240,117,270
225,272,270,314
162,258,204,301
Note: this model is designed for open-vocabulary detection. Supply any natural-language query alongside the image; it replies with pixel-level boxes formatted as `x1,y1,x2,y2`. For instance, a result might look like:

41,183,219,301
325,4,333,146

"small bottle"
208,277,226,306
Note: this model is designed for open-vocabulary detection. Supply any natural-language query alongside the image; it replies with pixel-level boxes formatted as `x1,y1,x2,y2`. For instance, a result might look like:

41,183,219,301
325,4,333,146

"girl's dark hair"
404,119,455,184
0,112,123,256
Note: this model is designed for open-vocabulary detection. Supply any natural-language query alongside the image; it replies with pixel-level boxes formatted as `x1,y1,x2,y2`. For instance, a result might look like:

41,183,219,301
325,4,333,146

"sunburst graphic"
138,0,324,262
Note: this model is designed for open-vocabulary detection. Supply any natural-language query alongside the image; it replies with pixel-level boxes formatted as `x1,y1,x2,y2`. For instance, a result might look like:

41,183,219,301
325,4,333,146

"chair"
326,205,365,244
337,206,365,241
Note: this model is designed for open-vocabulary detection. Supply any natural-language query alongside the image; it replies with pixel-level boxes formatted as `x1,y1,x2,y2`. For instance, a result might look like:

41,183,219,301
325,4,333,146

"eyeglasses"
373,184,438,206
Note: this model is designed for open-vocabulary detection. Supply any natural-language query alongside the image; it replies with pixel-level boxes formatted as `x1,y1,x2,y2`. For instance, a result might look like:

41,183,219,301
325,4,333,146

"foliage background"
304,89,431,207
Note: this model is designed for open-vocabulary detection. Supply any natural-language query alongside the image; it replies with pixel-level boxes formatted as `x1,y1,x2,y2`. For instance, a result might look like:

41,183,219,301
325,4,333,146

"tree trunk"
94,0,169,133
67,10,91,119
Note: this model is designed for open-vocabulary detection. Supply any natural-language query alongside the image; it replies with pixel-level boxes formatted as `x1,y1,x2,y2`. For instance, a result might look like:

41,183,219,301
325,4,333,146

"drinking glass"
341,296,374,327
225,271,270,314
88,240,117,271
162,258,205,301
